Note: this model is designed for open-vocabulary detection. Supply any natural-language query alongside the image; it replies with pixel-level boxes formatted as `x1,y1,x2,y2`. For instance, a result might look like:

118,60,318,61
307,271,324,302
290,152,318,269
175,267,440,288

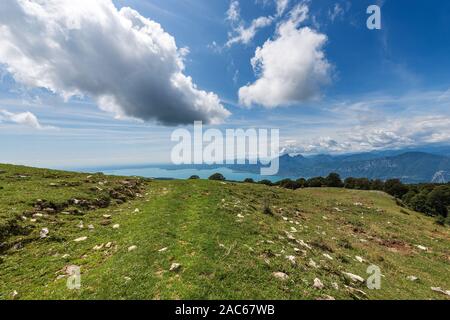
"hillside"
0,164,449,300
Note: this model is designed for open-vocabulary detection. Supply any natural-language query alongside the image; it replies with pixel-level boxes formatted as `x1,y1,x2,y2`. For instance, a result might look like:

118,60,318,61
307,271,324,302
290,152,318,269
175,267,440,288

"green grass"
0,164,449,300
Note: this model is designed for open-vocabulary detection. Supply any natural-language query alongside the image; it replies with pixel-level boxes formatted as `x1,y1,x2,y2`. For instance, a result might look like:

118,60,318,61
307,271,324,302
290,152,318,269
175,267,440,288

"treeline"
200,172,450,225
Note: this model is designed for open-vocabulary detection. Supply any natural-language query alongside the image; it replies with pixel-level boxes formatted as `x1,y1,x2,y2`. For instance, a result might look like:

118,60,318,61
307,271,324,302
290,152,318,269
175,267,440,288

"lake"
98,166,286,182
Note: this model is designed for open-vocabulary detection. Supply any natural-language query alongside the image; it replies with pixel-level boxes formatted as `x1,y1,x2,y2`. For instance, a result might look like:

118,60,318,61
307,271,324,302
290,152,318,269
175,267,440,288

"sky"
0,0,450,168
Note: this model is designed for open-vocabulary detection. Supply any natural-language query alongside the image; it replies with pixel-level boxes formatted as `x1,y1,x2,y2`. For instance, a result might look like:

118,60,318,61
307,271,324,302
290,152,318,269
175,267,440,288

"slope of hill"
0,164,449,300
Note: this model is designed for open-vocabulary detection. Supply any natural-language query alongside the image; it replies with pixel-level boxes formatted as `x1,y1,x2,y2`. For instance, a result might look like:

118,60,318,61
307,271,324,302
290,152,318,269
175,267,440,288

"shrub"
208,173,225,181
384,179,409,198
306,177,326,188
188,175,200,180
258,180,274,186
325,173,343,188
244,178,255,183
277,179,301,190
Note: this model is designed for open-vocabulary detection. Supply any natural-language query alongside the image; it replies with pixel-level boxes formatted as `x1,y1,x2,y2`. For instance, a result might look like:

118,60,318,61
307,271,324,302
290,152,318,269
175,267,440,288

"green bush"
208,173,225,181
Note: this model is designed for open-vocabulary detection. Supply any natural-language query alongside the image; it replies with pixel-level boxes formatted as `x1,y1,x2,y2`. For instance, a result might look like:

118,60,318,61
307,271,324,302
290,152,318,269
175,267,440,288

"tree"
277,179,301,190
426,186,450,217
384,179,409,198
296,178,307,188
188,175,200,180
208,173,225,181
244,178,255,183
258,180,274,186
306,177,326,188
325,173,343,188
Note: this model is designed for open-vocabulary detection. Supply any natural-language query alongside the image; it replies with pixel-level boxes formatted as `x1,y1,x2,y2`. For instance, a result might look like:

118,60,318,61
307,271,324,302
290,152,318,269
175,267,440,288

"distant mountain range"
227,151,450,183
87,146,450,184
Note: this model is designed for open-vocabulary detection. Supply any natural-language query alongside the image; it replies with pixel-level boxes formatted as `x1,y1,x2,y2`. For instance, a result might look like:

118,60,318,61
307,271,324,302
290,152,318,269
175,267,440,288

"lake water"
99,166,285,182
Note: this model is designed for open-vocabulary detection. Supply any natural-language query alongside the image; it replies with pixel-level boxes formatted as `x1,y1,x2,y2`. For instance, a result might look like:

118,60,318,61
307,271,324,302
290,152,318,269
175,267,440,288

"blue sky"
0,0,450,168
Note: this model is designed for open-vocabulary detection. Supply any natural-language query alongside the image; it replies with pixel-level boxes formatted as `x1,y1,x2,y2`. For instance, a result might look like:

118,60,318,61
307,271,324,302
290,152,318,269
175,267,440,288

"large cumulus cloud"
0,0,230,125
239,4,331,108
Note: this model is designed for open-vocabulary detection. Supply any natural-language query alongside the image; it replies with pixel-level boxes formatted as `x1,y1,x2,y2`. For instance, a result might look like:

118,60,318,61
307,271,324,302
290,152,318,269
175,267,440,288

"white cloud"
239,4,331,108
283,115,450,154
224,0,273,47
226,0,240,22
0,109,51,129
328,3,344,22
226,16,273,47
0,0,230,125
275,0,290,17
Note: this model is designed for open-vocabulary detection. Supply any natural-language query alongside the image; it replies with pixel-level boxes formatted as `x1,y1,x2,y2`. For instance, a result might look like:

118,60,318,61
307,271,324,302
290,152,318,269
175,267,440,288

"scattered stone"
323,253,333,260
128,245,137,252
40,228,49,239
88,224,95,230
313,278,324,289
334,207,343,212
416,245,428,251
355,256,365,263
112,224,120,229
342,272,365,283
158,247,169,253
298,239,312,250
93,244,104,251
170,263,182,272
124,276,132,281
62,254,70,259
354,202,363,206
431,287,450,297
74,236,88,242
77,221,84,229
308,259,318,269
273,272,289,281
33,213,43,218
134,209,140,213
237,214,245,219
105,242,113,248
11,290,19,300
332,282,339,290
285,255,296,265
103,214,112,219
407,276,419,282
316,295,335,301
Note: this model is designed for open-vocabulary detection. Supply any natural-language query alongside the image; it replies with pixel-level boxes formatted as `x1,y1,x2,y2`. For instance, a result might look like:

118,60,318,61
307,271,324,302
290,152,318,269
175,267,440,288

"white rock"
298,239,312,250
11,290,19,299
112,224,120,229
170,263,182,272
313,278,324,289
40,228,49,239
105,242,113,248
431,287,450,296
355,256,365,263
103,214,112,219
332,282,339,290
416,245,428,251
237,214,245,219
77,221,84,229
334,207,343,212
128,245,137,252
158,247,169,252
323,253,333,260
342,272,365,283
308,259,318,268
273,272,289,281
134,209,140,213
285,255,296,265
74,236,88,242
407,276,419,282
88,224,95,230
93,244,104,251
